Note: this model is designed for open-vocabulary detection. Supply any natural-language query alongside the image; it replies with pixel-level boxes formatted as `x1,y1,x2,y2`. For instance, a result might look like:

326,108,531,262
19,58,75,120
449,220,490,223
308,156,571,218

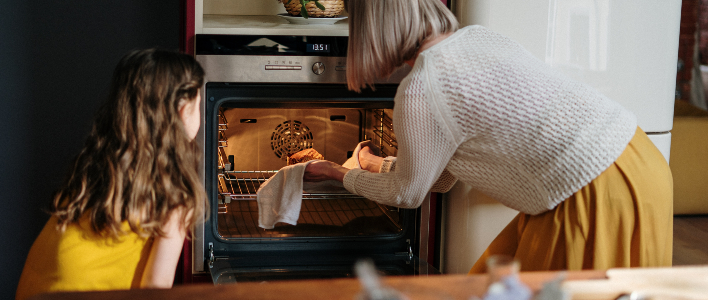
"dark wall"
0,1,179,298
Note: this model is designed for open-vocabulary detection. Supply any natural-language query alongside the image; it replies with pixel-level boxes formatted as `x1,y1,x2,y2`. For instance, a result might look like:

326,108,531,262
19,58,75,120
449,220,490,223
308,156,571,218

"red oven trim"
427,192,438,266
180,0,195,56
177,0,208,285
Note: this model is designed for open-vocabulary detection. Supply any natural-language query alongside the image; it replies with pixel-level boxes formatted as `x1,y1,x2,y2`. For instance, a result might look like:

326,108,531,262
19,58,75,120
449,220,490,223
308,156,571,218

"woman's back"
406,25,638,213
15,216,151,300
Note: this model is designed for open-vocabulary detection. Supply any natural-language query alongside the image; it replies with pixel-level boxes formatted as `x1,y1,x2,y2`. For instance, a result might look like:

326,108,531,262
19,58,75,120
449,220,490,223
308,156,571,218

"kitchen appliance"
443,0,682,274
193,33,438,283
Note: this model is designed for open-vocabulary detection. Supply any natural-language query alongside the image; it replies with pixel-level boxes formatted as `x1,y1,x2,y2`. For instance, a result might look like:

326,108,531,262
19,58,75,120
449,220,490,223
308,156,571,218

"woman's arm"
341,87,461,208
140,208,187,289
358,147,457,193
306,68,461,208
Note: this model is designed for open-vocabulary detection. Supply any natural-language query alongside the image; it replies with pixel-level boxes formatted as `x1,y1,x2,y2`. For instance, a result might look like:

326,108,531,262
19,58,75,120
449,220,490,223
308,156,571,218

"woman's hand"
358,141,384,173
304,160,349,182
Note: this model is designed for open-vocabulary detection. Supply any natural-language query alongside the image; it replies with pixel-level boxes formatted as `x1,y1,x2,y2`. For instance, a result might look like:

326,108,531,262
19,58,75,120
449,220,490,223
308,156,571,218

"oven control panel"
195,34,408,84
264,60,346,73
198,55,357,83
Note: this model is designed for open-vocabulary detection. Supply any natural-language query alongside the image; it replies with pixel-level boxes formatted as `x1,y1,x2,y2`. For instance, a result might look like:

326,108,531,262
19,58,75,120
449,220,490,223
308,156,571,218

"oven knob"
312,62,325,75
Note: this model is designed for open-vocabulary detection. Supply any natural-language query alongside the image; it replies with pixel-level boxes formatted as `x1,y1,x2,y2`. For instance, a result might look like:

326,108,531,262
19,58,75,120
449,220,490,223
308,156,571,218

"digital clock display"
306,43,330,53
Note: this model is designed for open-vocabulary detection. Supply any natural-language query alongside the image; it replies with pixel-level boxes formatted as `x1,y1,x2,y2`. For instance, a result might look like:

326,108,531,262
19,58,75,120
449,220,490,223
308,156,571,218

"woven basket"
282,0,344,18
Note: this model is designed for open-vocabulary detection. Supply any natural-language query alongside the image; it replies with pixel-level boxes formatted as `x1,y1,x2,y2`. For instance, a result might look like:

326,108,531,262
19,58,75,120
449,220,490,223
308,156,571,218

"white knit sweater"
343,25,637,215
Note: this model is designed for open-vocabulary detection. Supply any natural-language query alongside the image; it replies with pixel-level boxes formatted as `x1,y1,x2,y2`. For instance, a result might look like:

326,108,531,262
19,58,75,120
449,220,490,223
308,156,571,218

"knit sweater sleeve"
343,64,460,208
379,157,458,193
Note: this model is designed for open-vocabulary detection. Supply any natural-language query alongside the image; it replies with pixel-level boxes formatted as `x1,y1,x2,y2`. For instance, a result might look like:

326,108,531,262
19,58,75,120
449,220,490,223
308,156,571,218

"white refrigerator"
443,0,681,274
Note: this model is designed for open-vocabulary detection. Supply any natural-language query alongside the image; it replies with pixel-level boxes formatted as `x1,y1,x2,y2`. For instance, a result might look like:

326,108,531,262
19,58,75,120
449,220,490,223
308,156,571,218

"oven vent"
270,120,314,159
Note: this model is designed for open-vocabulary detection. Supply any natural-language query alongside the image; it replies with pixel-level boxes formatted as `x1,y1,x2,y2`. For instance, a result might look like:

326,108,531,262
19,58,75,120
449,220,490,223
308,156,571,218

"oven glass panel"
215,106,399,239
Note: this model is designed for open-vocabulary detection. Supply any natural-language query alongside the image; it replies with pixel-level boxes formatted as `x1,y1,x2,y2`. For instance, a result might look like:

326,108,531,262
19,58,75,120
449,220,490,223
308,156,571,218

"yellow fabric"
671,100,708,215
16,216,152,300
469,127,673,273
671,117,708,214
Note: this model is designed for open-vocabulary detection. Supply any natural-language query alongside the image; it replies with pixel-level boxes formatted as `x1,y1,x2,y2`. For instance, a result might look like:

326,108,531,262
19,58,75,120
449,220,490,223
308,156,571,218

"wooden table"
28,266,708,300
29,270,608,300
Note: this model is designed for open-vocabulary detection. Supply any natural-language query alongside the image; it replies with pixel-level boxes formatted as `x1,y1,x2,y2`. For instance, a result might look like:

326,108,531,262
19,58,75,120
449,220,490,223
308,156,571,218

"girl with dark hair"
16,48,206,299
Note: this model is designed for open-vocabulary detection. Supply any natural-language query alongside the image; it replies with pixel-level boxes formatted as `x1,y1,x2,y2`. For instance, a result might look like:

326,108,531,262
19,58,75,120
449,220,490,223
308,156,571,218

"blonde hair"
50,49,207,239
346,0,458,92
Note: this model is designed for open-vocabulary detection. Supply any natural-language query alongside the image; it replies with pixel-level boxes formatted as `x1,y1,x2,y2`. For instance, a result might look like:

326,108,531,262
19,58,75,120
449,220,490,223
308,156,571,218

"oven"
193,34,438,284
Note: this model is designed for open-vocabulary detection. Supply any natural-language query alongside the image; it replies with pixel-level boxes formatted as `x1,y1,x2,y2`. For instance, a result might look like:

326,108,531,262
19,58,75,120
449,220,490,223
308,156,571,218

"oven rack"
373,109,395,137
217,170,366,202
372,110,396,148
369,109,397,158
215,170,403,235
215,170,403,238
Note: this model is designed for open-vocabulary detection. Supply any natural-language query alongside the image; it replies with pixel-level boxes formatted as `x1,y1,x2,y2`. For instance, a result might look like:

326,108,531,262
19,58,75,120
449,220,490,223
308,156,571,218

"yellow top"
16,215,152,300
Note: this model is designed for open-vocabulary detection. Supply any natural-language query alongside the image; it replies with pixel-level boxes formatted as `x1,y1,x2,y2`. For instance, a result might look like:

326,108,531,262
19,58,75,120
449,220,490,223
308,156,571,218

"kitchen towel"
257,159,317,229
342,142,363,169
256,142,366,229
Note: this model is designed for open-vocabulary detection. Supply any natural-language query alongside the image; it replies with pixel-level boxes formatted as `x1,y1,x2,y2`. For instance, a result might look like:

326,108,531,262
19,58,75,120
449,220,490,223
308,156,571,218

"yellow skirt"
469,127,673,273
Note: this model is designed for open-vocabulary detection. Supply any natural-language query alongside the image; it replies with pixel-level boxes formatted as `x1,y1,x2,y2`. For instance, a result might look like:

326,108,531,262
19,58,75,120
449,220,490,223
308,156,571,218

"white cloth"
257,142,367,229
257,160,316,229
343,25,637,215
342,142,363,169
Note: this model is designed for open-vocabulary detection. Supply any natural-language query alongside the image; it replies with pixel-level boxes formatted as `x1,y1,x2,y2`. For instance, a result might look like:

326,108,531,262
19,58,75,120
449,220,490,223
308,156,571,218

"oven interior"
215,105,400,239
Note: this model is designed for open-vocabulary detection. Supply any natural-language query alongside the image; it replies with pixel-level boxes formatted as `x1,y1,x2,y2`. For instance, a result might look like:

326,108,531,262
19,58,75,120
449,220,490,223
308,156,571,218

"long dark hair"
50,48,207,238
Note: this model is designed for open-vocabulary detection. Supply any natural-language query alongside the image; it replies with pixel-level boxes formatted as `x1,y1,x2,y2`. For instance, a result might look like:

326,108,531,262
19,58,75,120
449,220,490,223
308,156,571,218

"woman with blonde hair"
305,0,673,273
16,48,206,299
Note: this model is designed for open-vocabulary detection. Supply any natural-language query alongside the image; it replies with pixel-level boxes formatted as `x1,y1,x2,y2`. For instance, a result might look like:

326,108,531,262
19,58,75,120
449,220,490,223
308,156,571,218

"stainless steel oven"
193,34,438,284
